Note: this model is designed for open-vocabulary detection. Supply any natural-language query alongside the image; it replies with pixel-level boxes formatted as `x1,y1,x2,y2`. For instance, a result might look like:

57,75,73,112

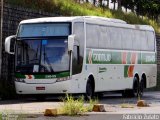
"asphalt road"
0,91,160,120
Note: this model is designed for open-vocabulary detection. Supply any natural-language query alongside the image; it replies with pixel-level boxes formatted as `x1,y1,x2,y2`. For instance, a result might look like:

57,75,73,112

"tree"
111,0,117,10
93,0,96,6
134,0,160,21
106,0,109,8
146,0,160,21
99,0,103,7
117,0,122,10
86,0,89,3
121,0,135,12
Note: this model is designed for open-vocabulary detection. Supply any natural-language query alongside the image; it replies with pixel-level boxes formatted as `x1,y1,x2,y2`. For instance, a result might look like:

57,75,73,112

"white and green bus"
5,16,157,98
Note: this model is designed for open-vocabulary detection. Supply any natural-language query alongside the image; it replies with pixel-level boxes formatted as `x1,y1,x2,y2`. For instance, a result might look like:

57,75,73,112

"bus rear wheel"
86,79,94,100
139,78,144,97
132,76,139,97
122,76,139,98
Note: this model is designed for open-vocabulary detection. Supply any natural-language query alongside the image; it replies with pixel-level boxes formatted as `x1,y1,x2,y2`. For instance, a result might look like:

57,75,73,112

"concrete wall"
0,1,55,99
156,34,160,90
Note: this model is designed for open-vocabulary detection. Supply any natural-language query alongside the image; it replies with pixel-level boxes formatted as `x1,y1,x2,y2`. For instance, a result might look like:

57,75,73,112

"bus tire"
86,79,94,100
132,76,139,97
139,78,145,97
122,76,139,98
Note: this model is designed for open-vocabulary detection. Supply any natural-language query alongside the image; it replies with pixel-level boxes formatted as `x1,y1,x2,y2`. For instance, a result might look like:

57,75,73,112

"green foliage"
134,0,160,20
61,94,85,116
121,103,134,108
7,0,56,12
86,99,99,112
6,0,160,33
0,113,2,120
60,94,97,116
0,110,26,120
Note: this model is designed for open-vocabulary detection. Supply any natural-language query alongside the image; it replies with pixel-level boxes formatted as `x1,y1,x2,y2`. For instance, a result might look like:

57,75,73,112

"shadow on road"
0,91,160,105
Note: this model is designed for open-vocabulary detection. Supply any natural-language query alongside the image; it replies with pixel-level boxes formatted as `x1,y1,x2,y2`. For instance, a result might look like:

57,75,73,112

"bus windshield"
16,39,69,73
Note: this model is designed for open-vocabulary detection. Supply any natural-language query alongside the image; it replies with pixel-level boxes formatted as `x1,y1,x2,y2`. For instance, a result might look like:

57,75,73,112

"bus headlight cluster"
56,77,71,82
15,78,25,83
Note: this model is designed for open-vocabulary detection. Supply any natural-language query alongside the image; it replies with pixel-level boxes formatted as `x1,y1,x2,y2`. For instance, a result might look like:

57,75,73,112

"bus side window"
72,45,80,75
77,46,80,64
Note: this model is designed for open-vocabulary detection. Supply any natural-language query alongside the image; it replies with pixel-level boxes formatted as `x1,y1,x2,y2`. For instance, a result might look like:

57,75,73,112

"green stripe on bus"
124,66,129,78
124,65,134,78
15,73,25,79
15,72,70,79
86,49,156,64
141,53,156,64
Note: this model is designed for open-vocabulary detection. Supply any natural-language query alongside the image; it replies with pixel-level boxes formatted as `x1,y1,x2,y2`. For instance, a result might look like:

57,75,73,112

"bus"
5,16,157,99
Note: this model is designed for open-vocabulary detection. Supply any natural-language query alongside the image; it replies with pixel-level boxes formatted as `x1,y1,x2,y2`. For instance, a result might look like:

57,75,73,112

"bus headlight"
15,78,25,83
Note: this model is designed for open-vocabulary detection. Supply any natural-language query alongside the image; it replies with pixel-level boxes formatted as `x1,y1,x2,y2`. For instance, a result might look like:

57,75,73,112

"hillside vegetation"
8,0,160,33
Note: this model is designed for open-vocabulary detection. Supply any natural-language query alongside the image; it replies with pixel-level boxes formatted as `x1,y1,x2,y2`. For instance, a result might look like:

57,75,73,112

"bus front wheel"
86,79,94,100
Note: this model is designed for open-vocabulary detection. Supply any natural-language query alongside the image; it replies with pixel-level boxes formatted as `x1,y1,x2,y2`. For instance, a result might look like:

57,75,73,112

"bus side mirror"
68,35,75,51
5,35,16,54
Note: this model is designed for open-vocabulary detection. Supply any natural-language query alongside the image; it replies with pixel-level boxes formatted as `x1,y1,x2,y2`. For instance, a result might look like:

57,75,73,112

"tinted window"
86,24,99,48
18,23,70,37
86,23,155,51
72,22,84,75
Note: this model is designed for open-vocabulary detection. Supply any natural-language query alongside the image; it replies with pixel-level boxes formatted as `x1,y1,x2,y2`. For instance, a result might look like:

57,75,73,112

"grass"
0,112,28,120
7,0,160,33
59,94,98,116
120,103,134,108
0,105,28,120
0,111,19,120
120,97,135,108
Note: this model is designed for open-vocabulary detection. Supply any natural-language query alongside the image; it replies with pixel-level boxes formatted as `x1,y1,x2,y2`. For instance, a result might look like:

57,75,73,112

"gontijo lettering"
93,53,111,62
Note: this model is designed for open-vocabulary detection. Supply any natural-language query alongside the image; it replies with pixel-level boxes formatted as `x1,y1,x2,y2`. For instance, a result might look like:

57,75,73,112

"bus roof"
20,16,126,24
20,16,79,24
20,16,154,31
